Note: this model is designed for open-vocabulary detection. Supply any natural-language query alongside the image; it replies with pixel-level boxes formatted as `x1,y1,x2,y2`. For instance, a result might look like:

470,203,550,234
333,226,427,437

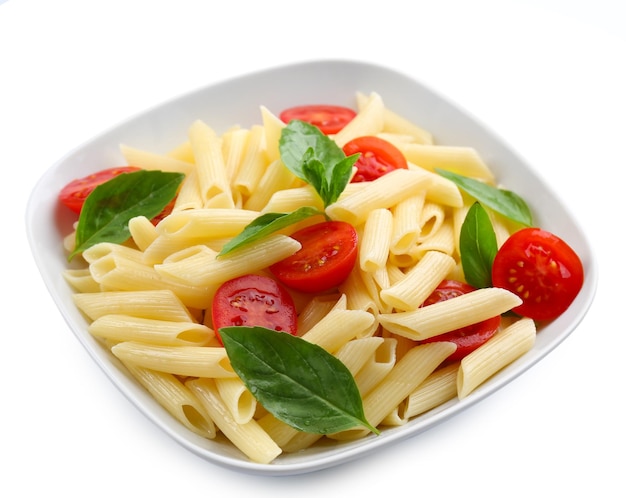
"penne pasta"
73,289,195,322
359,208,393,273
457,318,536,398
380,251,457,311
111,342,237,378
187,378,282,464
122,361,216,439
88,314,214,346
378,287,522,341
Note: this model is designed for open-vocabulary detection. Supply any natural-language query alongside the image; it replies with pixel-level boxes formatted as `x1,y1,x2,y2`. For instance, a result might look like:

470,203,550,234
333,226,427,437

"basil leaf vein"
70,170,184,260
436,168,533,226
220,326,379,435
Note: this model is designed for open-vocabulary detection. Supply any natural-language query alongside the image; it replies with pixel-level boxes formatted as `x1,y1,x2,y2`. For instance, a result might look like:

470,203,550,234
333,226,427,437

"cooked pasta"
60,91,544,464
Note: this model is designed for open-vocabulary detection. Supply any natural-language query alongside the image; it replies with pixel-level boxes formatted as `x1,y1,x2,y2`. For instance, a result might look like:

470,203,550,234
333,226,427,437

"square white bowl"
25,59,597,476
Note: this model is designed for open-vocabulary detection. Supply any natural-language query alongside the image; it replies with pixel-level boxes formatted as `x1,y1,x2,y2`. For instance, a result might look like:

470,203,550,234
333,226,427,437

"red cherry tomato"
342,136,408,183
270,221,358,293
59,166,141,214
279,105,356,135
418,280,501,362
211,274,298,344
491,227,584,321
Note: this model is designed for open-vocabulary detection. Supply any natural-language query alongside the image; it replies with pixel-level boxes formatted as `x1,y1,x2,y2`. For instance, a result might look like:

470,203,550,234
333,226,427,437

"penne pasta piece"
167,140,195,163
380,251,456,311
417,201,446,243
188,120,234,208
409,218,456,261
260,105,285,163
261,185,323,214
186,378,282,464
128,216,159,251
457,317,536,399
326,168,433,226
403,363,459,419
222,127,250,181
353,337,397,397
407,162,464,208
88,314,214,346
359,208,393,272
63,268,100,293
119,144,194,176
111,342,237,378
334,336,386,378
378,287,522,341
400,143,496,184
301,308,376,353
215,377,257,425
154,234,301,288
87,252,212,309
173,168,203,211
244,159,298,211
297,293,344,335
73,289,195,322
122,362,216,439
333,92,385,147
356,91,434,145
154,208,259,240
232,124,268,199
389,192,426,255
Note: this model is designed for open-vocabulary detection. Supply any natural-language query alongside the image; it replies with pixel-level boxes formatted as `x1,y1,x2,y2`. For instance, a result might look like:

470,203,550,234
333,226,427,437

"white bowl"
25,60,598,476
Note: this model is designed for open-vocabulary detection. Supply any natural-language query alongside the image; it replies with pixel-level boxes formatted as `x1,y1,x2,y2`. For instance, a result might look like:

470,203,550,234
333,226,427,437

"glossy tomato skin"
279,105,356,135
491,227,584,321
59,166,141,214
211,274,298,344
342,136,408,182
270,221,358,293
419,280,501,362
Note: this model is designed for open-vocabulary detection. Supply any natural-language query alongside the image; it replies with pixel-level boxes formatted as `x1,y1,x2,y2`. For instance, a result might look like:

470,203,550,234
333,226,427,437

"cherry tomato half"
59,166,141,214
270,221,358,293
279,105,357,135
342,136,408,183
418,280,501,362
211,274,298,344
491,227,584,321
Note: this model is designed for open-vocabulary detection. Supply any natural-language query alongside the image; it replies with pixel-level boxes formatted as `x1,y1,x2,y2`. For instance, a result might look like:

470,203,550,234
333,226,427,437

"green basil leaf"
279,120,358,207
460,202,498,288
217,206,324,257
70,170,184,260
436,169,533,226
220,326,379,435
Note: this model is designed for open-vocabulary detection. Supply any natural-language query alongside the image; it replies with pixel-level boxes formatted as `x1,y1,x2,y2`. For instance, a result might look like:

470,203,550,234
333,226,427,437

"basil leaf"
460,202,498,288
70,170,184,259
279,120,358,207
218,206,323,257
220,326,379,435
436,169,533,226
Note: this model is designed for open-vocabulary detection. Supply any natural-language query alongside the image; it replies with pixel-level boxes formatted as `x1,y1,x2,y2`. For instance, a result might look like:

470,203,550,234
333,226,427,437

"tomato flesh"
342,136,408,183
59,166,141,214
270,221,358,293
211,274,297,344
279,105,356,135
419,280,501,362
491,227,584,321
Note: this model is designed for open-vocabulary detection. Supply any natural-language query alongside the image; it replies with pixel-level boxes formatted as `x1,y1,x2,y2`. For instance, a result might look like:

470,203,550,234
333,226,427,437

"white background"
1,0,624,496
